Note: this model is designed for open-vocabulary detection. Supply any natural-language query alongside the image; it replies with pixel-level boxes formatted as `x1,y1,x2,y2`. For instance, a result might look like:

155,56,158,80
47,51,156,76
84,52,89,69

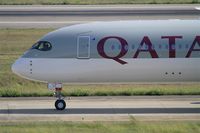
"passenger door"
77,36,90,59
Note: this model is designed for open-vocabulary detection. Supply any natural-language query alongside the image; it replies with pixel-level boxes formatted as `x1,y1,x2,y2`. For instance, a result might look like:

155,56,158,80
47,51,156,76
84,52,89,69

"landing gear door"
77,36,90,59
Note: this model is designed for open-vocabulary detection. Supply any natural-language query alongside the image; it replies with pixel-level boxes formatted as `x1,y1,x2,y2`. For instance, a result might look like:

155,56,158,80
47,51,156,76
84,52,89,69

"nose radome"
12,59,21,76
11,58,28,77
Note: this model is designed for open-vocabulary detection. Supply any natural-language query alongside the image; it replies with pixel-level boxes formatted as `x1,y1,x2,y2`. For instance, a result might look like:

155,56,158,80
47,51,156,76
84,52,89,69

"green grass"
0,0,200,5
0,28,200,97
0,121,200,133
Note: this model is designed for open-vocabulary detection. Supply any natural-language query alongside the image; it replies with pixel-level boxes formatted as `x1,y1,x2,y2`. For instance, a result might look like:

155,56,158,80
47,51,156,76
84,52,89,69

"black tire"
55,99,66,110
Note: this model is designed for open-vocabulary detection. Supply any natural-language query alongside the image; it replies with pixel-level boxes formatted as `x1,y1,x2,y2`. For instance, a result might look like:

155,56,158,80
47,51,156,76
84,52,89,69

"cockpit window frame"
31,41,52,51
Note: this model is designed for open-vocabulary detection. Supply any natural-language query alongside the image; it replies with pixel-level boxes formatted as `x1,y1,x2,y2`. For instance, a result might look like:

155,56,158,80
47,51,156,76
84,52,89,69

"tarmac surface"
0,96,199,122
0,5,200,28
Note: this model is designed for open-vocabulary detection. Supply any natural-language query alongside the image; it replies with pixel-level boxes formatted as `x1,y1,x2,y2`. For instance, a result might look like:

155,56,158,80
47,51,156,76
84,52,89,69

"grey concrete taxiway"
0,96,199,122
0,5,200,28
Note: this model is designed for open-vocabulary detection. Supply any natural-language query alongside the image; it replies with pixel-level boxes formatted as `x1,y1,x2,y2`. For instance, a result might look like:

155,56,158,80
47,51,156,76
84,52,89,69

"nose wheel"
55,99,66,110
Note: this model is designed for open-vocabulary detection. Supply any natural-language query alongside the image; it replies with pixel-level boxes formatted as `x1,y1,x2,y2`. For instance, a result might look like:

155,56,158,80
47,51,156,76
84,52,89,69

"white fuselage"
13,58,200,83
12,20,200,83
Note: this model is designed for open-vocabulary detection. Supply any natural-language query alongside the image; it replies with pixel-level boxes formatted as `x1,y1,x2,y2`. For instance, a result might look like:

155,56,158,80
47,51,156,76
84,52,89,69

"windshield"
31,41,52,51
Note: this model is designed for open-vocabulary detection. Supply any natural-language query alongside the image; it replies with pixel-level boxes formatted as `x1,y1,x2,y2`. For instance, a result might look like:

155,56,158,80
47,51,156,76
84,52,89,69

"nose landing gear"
48,83,66,110
54,88,66,110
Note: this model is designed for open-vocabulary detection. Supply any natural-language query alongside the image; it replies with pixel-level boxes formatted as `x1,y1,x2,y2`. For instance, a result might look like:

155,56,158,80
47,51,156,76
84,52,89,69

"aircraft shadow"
191,102,200,104
0,108,199,114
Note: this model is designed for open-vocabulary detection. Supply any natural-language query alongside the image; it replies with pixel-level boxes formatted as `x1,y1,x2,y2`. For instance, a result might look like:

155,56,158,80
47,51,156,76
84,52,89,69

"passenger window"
32,41,52,51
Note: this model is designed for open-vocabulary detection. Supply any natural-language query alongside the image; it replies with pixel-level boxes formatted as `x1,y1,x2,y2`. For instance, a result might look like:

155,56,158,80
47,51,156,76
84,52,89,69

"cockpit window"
31,41,52,51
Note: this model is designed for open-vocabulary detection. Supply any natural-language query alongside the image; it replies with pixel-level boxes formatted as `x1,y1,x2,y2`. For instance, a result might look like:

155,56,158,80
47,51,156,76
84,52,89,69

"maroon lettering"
97,36,128,64
186,36,200,57
133,36,158,58
162,36,182,58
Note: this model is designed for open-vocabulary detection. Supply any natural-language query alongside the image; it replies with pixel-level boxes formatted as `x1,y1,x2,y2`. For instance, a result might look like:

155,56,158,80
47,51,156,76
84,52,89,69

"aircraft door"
77,36,90,58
